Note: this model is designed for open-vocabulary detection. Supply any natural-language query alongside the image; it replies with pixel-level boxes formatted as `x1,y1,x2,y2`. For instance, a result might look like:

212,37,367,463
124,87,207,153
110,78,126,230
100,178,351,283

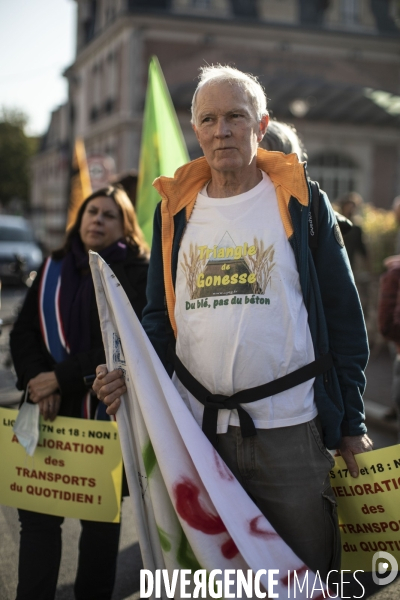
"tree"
0,108,38,210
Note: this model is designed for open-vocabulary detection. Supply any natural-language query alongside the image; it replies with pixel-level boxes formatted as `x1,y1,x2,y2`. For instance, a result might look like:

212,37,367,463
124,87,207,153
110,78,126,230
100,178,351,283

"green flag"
136,56,190,246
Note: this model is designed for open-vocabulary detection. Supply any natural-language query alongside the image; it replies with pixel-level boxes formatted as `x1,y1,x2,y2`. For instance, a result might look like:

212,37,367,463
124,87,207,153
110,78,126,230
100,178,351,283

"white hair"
191,64,268,125
392,196,400,210
261,120,307,161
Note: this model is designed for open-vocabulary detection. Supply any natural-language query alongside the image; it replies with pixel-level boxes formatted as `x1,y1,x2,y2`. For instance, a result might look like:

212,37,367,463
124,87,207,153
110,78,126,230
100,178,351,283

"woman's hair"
191,64,268,125
53,184,149,259
260,120,308,161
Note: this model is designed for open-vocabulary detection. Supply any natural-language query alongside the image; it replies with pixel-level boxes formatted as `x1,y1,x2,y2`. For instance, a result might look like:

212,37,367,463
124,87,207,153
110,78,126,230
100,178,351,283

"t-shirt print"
181,232,275,301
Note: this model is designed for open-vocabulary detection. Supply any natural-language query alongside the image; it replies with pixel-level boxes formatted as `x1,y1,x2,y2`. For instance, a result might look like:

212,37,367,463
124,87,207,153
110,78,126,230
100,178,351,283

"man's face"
192,81,268,174
342,201,356,220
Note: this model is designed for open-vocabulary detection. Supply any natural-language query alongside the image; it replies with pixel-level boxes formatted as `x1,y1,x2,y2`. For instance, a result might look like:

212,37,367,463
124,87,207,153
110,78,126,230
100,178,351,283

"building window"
307,151,359,202
104,51,117,115
83,0,97,44
173,0,211,10
299,0,329,25
340,0,359,25
193,0,210,7
105,0,116,22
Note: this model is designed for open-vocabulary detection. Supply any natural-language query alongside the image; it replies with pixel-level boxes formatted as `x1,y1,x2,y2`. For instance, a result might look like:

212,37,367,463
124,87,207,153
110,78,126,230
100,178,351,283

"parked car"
0,216,43,285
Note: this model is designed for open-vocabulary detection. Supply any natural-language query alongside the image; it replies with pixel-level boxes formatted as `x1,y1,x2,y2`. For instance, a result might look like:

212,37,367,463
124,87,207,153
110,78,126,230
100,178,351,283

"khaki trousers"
217,417,341,581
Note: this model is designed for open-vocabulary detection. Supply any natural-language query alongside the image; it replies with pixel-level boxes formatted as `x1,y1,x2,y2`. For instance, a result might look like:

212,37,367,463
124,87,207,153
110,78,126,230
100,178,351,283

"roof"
172,77,400,128
261,76,400,127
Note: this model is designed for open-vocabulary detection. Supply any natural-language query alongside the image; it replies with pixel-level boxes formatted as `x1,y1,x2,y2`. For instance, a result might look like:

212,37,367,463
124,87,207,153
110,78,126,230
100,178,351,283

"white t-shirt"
173,171,317,433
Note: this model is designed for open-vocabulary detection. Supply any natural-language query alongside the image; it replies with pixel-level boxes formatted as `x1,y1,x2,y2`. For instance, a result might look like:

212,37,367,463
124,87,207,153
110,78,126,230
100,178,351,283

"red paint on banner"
174,478,226,534
213,449,234,481
249,515,280,538
221,537,239,559
174,478,239,560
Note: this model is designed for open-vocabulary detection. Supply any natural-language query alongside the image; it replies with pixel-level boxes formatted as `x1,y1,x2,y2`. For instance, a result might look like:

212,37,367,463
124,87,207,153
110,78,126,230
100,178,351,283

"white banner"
90,252,325,599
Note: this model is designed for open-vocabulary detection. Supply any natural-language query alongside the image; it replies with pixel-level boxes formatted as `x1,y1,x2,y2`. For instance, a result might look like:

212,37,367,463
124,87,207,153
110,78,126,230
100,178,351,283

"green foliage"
361,204,398,274
0,107,38,207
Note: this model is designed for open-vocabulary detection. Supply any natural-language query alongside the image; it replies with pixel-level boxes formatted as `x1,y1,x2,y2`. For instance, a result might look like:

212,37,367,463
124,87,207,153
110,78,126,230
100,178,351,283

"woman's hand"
28,372,59,403
38,393,61,422
93,365,126,415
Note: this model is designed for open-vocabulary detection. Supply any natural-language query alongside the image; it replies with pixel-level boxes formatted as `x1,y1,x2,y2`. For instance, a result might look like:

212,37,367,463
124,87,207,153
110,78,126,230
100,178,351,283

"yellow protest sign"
332,444,400,571
0,407,122,523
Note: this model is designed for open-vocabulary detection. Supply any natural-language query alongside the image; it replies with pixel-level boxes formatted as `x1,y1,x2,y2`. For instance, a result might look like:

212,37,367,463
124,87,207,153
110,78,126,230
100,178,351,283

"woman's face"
79,196,124,252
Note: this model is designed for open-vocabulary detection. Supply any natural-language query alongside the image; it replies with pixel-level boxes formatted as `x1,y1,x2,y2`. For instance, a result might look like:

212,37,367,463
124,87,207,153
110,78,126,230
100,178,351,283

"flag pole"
66,138,92,230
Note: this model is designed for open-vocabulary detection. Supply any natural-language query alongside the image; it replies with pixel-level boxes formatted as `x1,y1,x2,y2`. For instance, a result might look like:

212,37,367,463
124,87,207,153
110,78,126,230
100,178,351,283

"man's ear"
257,114,269,142
192,123,201,147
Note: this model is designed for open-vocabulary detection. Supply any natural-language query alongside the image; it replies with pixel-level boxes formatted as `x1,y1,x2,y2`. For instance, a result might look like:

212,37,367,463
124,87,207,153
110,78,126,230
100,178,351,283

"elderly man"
94,65,372,579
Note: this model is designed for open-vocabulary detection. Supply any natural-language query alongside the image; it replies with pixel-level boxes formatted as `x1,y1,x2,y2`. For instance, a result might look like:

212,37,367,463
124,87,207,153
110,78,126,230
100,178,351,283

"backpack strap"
308,180,353,258
308,180,320,256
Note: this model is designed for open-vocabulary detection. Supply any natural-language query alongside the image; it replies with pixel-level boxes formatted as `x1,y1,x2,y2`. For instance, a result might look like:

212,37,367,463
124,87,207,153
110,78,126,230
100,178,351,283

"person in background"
10,185,149,600
378,254,400,435
378,195,400,424
261,119,352,236
337,192,368,269
260,119,307,161
391,195,400,254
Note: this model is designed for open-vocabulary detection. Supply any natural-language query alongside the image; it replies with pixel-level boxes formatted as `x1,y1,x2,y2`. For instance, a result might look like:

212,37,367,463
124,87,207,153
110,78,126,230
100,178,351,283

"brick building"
31,0,400,249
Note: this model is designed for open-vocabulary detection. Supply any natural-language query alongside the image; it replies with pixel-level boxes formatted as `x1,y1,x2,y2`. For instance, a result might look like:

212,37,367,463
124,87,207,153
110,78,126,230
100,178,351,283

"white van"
0,216,43,285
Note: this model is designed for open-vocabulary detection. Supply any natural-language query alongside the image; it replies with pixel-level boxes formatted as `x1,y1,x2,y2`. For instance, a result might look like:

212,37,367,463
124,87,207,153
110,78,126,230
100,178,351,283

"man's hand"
338,434,373,478
38,393,61,422
28,372,59,403
93,365,126,415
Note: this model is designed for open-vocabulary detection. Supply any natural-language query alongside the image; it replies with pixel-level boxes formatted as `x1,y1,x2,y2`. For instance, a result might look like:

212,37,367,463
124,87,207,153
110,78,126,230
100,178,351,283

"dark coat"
10,246,148,418
378,267,400,345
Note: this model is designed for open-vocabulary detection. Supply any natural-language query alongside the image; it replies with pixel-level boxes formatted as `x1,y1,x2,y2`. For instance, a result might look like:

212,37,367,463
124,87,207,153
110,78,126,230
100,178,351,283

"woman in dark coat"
10,184,149,600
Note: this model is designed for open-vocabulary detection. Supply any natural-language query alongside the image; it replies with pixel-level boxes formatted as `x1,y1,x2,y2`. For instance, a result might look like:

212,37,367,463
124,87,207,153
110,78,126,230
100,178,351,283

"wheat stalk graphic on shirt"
181,232,275,300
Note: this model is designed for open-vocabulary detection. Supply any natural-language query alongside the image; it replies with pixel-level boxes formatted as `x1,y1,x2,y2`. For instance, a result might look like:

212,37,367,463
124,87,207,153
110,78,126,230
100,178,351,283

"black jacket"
10,247,148,418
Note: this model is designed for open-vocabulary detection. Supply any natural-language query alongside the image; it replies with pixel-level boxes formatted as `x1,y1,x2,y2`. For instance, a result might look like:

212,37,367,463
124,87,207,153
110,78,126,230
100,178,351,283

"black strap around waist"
168,346,333,448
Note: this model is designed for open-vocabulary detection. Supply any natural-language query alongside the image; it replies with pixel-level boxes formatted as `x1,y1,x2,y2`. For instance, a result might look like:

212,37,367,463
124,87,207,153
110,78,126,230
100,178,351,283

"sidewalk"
369,579,400,600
